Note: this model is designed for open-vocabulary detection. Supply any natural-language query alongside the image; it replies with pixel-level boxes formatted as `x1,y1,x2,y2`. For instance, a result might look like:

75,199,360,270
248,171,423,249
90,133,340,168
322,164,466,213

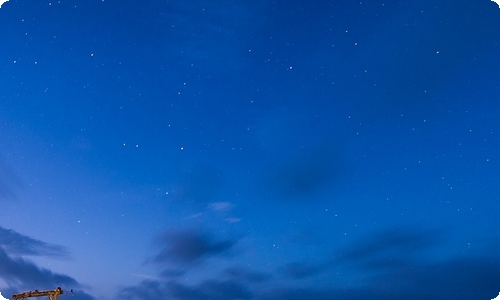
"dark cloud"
0,226,70,258
323,227,500,299
0,159,22,201
0,227,94,300
259,287,371,300
152,228,237,266
122,227,500,300
159,268,186,279
118,279,252,300
338,227,443,263
168,279,252,300
262,252,500,300
403,256,500,299
266,145,346,200
0,248,78,291
376,255,500,300
117,280,164,300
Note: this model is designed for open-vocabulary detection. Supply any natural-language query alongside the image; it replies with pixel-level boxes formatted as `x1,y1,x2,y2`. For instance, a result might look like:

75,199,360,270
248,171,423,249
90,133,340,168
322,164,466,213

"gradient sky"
1,0,500,299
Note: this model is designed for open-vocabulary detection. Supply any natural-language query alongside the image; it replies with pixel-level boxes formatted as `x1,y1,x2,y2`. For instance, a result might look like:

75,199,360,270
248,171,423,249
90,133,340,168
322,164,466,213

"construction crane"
12,287,64,300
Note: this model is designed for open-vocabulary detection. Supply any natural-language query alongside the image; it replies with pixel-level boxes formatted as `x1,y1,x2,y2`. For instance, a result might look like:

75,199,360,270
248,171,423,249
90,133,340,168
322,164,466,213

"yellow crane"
12,287,64,300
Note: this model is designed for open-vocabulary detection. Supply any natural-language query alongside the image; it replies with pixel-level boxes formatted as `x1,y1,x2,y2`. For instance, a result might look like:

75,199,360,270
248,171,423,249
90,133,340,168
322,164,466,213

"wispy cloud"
224,217,241,223
0,227,70,258
208,202,233,212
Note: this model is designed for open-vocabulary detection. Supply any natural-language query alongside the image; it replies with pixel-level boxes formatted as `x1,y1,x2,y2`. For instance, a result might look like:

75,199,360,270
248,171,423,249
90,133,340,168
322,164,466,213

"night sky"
1,0,500,299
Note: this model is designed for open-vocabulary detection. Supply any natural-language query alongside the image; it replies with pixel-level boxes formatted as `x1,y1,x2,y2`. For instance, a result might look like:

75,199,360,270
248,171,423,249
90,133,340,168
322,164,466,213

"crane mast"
12,287,63,300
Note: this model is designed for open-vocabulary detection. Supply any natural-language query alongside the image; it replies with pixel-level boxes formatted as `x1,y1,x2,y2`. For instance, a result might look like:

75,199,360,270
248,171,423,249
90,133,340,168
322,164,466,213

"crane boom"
12,287,63,300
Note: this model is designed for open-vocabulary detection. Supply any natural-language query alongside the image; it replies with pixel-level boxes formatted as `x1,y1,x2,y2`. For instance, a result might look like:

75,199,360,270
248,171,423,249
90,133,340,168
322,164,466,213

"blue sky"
1,0,500,299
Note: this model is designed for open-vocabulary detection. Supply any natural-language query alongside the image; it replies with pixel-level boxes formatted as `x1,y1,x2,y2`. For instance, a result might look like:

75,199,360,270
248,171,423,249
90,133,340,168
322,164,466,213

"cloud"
264,144,346,201
0,0,9,9
167,279,252,300
207,202,241,223
0,227,70,258
117,280,164,300
159,269,185,279
122,226,500,300
323,227,500,299
208,202,233,212
338,227,442,264
68,290,95,300
0,227,94,300
224,217,241,223
118,279,252,300
151,228,237,266
259,287,369,300
120,229,251,299
0,248,77,290
403,256,500,299
262,248,500,300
